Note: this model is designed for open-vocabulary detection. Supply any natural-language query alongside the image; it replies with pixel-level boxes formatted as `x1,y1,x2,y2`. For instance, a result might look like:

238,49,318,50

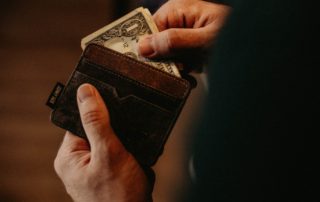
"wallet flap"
84,44,190,99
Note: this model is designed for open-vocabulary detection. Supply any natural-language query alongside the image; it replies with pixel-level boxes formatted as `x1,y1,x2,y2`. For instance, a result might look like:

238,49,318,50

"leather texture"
50,44,191,166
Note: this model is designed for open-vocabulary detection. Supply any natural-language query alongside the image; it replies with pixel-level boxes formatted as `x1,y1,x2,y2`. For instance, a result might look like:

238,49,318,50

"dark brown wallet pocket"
48,44,191,166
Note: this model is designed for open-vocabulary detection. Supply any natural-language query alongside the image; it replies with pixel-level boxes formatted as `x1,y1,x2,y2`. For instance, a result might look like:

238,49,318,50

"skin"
54,84,150,202
54,1,231,201
138,0,231,58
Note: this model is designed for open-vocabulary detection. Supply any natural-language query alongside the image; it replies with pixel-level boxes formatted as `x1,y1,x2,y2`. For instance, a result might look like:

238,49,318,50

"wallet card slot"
84,44,190,99
78,58,183,112
118,95,174,165
74,70,172,114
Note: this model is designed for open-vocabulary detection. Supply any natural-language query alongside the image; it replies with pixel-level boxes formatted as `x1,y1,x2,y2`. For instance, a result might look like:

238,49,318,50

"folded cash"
81,7,181,77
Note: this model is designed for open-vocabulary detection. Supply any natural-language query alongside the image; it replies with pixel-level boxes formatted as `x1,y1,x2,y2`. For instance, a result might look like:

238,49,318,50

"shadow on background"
0,1,116,201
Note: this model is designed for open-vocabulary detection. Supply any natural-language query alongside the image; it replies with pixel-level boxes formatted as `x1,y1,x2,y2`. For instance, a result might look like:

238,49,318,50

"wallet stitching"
86,45,190,98
83,59,180,102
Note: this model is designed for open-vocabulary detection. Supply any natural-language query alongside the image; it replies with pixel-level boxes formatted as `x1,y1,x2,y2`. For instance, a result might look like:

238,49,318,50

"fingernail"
138,36,154,57
77,84,94,103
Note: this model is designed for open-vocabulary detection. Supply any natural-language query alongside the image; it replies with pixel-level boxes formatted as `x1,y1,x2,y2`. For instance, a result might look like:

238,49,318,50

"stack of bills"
81,7,180,77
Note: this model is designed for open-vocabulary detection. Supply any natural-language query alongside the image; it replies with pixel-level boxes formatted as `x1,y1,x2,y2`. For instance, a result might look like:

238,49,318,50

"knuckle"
156,16,167,30
176,8,184,19
82,110,105,126
166,30,178,51
176,7,183,15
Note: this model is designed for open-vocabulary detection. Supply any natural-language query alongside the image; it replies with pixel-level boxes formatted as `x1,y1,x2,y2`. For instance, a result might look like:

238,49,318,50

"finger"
153,1,198,31
54,131,89,176
153,8,186,31
153,10,168,31
77,83,116,162
138,26,215,58
59,131,90,153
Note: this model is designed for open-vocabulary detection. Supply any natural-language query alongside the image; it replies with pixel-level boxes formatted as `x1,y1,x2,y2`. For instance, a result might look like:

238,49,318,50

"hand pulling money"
47,7,191,166
81,7,181,78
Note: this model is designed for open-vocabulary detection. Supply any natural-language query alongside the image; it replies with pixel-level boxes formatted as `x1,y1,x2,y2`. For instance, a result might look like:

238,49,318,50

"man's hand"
138,0,231,59
54,84,151,202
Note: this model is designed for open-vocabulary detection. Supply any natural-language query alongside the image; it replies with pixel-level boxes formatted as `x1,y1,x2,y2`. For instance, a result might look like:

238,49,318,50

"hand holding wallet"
47,44,191,166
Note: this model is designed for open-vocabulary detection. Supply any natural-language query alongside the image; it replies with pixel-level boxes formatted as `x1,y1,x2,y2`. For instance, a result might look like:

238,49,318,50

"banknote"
81,7,181,77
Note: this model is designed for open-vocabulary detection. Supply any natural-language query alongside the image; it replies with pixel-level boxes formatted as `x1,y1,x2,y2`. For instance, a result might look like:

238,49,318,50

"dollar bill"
81,7,181,77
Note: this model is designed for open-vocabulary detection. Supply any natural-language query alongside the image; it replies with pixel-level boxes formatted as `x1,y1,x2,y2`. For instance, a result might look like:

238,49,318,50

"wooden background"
0,1,205,201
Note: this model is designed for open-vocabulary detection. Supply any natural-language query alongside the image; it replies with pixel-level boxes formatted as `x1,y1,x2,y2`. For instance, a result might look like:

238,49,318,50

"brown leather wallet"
47,44,191,166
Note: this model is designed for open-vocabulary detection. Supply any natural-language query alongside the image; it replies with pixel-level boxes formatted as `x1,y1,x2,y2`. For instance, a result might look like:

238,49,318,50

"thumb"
77,83,118,162
138,27,214,58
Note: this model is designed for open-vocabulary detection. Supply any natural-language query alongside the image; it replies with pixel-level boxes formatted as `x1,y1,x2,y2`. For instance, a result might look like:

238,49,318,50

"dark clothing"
141,0,167,13
189,0,318,201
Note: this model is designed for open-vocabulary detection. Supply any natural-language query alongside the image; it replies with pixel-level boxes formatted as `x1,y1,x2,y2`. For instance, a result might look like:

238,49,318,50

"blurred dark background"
0,0,205,201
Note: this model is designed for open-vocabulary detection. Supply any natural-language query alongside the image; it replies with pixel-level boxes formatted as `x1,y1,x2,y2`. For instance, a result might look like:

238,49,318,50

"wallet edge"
84,44,191,100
